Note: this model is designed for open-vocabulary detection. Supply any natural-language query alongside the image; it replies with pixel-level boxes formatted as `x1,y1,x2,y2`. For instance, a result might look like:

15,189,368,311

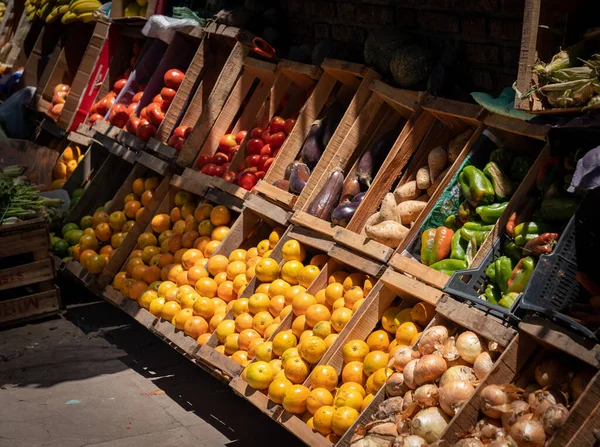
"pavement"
0,283,306,447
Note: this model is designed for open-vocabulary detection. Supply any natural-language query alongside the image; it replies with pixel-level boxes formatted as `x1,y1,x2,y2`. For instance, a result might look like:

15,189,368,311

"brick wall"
280,0,526,95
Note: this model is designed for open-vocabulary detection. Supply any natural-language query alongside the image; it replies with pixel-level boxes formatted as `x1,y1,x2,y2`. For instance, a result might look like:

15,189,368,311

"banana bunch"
61,0,101,24
45,0,70,23
25,0,40,21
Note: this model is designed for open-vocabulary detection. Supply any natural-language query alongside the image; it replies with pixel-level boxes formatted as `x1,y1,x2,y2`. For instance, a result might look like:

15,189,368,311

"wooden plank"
286,225,335,253
0,229,48,258
515,0,542,111
379,268,443,306
121,300,158,329
204,188,244,214
210,176,249,201
244,194,291,226
290,210,337,238
197,344,244,378
67,131,93,146
332,227,394,263
421,95,483,126
519,319,600,368
278,59,323,80
564,402,600,447
436,295,517,347
484,113,547,141
0,259,54,291
175,168,211,197
389,255,449,290
103,285,128,307
135,150,170,176
327,244,385,278
370,79,419,117
254,182,297,209
229,377,283,419
0,289,61,325
278,412,332,447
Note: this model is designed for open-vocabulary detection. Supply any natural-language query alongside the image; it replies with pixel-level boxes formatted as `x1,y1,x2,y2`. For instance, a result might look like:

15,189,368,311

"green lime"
70,196,80,209
95,206,104,213
68,245,74,256
64,229,84,246
72,188,84,199
50,235,61,247
80,215,93,230
53,239,70,258
149,281,162,291
61,222,79,237
104,200,112,210
62,256,72,262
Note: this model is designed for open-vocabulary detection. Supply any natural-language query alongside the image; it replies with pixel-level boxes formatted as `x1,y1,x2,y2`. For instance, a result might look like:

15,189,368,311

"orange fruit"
313,405,335,436
141,190,153,207
92,211,109,228
113,271,128,290
172,220,187,234
313,321,333,339
284,285,306,306
363,351,389,377
224,333,240,355
108,211,127,231
144,177,160,192
298,335,327,364
238,328,261,351
281,260,303,285
252,311,274,336
129,280,148,300
254,257,280,283
235,313,253,332
217,281,235,302
231,298,249,317
264,323,279,340
268,377,293,404
150,213,170,233
284,356,310,384
282,384,310,414
281,240,306,262
307,388,334,415
342,339,370,363
268,295,286,317
131,264,148,281
343,273,367,292
181,202,196,220
228,249,247,263
167,264,184,283
170,207,182,223
211,225,230,242
396,322,421,346
86,254,106,274
181,231,199,248
366,330,391,352
343,286,364,309
181,249,203,270
268,226,285,249
173,248,187,264
247,337,264,360
255,341,275,362
215,319,236,343
310,365,338,392
79,234,99,251
292,292,316,317
245,361,275,390
331,406,359,436
309,254,329,269
231,350,249,366
329,271,349,285
226,260,246,281
184,316,208,338
194,277,217,298
305,304,332,327
132,178,145,196
291,314,310,339
184,216,199,232
210,205,231,226
94,223,112,242
157,252,174,268
331,307,353,332
298,265,320,288
124,200,141,219
203,239,221,258
197,219,215,237
272,331,297,356
255,282,271,296
194,203,212,222
248,293,270,315
333,389,363,412
79,249,96,269
193,295,215,319
267,279,289,298
136,232,156,249
342,362,367,386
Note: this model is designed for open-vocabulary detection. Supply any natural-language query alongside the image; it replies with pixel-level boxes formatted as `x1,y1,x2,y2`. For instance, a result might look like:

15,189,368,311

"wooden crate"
336,294,517,447
144,30,243,161
515,0,595,114
0,219,61,325
254,60,383,212
288,79,419,249
331,95,484,264
207,59,324,202
21,21,63,94
387,114,548,292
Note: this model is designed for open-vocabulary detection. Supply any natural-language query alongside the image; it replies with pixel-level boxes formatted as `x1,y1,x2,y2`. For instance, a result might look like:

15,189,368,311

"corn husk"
544,66,596,83
535,50,571,74
583,95,600,110
538,79,595,107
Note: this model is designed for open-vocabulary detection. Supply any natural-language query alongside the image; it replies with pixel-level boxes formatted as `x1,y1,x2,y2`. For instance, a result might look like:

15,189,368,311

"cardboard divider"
288,79,419,245
255,60,382,211
22,21,63,93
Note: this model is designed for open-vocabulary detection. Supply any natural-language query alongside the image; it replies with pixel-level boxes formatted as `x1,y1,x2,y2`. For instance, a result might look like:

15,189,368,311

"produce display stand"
0,7,32,70
386,114,548,292
0,218,61,326
208,59,326,202
253,60,380,212
22,21,64,99
330,94,483,264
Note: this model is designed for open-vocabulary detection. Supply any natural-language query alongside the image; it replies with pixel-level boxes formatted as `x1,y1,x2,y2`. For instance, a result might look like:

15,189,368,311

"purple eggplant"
300,120,324,170
357,130,398,187
340,175,361,204
331,201,359,227
306,168,344,221
322,101,345,148
289,163,311,194
284,161,300,180
352,192,366,203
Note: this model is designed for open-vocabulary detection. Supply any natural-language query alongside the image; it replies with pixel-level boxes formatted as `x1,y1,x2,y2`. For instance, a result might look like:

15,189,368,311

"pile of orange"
71,176,160,275
52,144,84,189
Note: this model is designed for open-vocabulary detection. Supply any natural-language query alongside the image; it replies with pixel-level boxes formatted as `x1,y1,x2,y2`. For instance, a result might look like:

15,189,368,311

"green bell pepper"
444,214,460,232
499,292,519,309
513,221,551,247
503,240,522,262
459,166,495,206
484,283,501,305
483,162,514,201
430,259,468,275
460,228,489,245
476,202,509,224
450,231,468,260
507,256,536,293
541,197,578,222
485,263,496,282
492,256,514,294
463,221,495,232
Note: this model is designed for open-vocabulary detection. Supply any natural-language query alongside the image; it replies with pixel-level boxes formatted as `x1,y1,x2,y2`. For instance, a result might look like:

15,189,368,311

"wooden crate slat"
379,268,443,306
0,288,61,325
0,229,49,259
388,255,449,290
0,259,54,291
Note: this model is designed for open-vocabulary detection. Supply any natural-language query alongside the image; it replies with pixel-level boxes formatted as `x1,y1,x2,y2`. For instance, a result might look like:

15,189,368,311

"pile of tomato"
196,116,296,191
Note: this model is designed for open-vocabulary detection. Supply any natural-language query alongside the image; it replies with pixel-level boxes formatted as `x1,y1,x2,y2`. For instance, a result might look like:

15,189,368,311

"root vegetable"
481,384,518,419
439,380,475,416
528,389,565,418
428,146,448,183
387,372,409,397
534,358,570,388
541,404,569,435
509,420,546,447
375,396,405,419
456,331,482,364
416,167,431,190
455,439,484,447
474,351,494,379
404,359,419,390
413,384,439,407
570,368,595,400
394,181,420,203
418,325,449,355
448,129,473,163
366,212,384,228
435,336,459,363
500,400,530,429
414,354,448,386
397,201,427,225
410,407,450,443
380,192,400,222
427,167,450,197
365,220,409,248
395,435,428,447
439,365,477,387
415,193,429,202
389,346,421,372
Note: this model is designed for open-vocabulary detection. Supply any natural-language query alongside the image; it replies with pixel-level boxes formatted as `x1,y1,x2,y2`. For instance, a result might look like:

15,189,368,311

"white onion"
473,418,505,442
402,390,414,410
374,396,404,420
439,380,475,416
410,407,450,443
455,439,484,447
569,368,595,400
473,351,494,379
414,354,448,386
386,372,409,397
488,438,518,447
456,331,482,364
396,435,428,447
522,383,540,401
418,325,449,355
534,358,569,388
389,346,421,372
404,359,418,390
500,400,530,429
413,384,439,407
528,389,565,417
436,336,460,362
509,419,546,447
439,365,477,388
480,385,511,419
541,404,569,435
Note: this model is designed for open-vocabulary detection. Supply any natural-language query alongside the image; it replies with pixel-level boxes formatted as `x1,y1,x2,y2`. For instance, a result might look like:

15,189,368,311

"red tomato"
250,127,264,138
126,117,141,134
237,172,258,190
173,126,191,138
258,155,270,171
139,107,148,121
246,154,262,169
167,135,186,152
132,91,144,102
259,144,272,157
283,118,296,135
196,155,212,169
96,98,110,116
147,102,164,127
246,138,264,155
219,134,237,152
88,113,104,125
269,131,286,149
269,116,285,133
261,130,271,142
221,162,231,172
263,157,275,172
228,148,238,161
114,78,127,95
213,152,229,166
273,148,280,157
110,104,129,128
235,130,247,144
255,170,266,180
164,69,185,90
90,103,98,115
160,87,177,102
153,94,164,107
52,91,67,105
136,119,157,141
126,102,138,116
222,171,237,183
201,163,218,176
214,165,226,177
160,100,171,113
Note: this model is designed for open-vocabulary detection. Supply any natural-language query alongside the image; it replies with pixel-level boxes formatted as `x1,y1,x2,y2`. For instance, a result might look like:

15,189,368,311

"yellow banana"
76,12,95,22
69,0,100,14
61,10,77,23
58,4,69,13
